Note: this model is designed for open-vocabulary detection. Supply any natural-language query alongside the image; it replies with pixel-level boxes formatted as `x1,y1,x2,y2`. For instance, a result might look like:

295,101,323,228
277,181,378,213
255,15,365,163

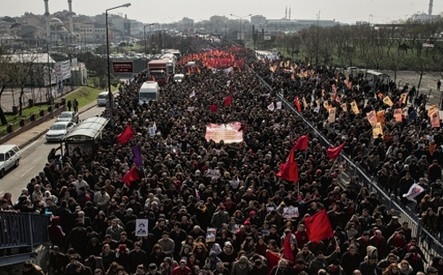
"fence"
0,212,49,257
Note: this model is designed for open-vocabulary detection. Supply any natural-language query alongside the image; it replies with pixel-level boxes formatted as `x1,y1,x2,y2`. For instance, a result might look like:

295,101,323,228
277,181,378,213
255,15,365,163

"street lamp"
143,23,155,54
106,2,131,122
230,13,252,40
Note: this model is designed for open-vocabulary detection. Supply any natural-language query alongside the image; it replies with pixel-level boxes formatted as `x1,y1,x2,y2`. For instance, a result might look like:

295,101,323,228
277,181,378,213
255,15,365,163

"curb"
18,103,98,149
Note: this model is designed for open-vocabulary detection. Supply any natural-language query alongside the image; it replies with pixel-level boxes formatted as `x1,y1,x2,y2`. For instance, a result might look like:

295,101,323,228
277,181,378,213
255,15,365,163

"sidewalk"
5,101,98,149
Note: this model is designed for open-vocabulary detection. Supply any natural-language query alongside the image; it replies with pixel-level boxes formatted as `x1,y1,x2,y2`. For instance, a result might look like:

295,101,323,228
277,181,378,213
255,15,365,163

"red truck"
147,59,168,86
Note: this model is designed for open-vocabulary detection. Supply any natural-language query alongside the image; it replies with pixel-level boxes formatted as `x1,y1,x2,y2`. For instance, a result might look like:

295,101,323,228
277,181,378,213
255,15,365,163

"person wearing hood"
378,253,400,271
397,259,413,275
231,256,251,275
205,250,222,271
219,241,237,269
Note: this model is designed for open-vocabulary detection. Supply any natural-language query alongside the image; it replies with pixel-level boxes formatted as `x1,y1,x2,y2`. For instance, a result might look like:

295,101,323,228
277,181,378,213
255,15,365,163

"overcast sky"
1,0,441,24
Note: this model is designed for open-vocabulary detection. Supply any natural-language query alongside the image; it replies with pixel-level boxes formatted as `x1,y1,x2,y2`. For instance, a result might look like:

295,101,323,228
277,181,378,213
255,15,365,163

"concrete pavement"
3,101,99,149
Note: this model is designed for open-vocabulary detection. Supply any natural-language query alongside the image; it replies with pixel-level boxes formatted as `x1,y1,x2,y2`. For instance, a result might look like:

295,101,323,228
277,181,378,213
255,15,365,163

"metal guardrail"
0,212,49,251
250,68,442,263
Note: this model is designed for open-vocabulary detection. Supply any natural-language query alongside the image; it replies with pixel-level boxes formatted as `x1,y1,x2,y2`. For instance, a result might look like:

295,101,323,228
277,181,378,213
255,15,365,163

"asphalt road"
0,105,104,200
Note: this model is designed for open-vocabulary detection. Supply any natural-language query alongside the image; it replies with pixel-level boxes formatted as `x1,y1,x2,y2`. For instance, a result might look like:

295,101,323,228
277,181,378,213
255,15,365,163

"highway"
0,105,104,201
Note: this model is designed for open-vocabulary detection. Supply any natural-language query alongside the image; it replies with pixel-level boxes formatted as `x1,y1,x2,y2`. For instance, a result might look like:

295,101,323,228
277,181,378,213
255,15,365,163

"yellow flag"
428,105,439,118
323,101,332,111
383,96,393,107
372,122,384,139
377,110,385,125
350,100,360,114
400,92,408,104
366,110,377,126
328,107,336,123
429,105,441,128
394,108,403,122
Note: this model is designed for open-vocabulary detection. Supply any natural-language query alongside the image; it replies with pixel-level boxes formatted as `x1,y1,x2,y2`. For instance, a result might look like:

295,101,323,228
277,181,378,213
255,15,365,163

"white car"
56,111,79,124
46,121,76,142
97,91,111,107
173,74,185,83
0,145,21,178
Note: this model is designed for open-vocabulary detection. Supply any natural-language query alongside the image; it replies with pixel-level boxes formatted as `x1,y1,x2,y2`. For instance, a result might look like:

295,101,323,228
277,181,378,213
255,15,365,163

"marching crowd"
1,42,443,275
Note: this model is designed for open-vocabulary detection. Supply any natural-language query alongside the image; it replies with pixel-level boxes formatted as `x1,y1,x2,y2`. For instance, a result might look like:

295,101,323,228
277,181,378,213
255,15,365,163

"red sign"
113,61,133,73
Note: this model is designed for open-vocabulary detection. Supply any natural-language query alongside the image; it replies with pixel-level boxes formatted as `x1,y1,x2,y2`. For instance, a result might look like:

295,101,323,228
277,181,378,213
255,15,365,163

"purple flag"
132,145,143,166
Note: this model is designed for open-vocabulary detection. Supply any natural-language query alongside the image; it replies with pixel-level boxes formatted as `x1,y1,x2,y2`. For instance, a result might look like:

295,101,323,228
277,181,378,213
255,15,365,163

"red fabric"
266,250,281,274
276,149,299,182
282,233,294,263
122,166,140,187
116,125,134,144
292,135,309,151
304,209,334,242
294,96,302,112
326,142,345,160
209,104,218,113
224,95,233,106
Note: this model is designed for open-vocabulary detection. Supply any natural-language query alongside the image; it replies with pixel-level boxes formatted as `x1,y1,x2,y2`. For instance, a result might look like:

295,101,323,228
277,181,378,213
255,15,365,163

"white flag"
267,102,275,111
402,183,425,201
276,101,282,109
189,90,196,98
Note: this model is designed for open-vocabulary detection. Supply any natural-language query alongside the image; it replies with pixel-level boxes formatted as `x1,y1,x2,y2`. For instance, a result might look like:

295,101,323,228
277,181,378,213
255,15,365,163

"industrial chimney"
68,0,72,13
44,0,49,15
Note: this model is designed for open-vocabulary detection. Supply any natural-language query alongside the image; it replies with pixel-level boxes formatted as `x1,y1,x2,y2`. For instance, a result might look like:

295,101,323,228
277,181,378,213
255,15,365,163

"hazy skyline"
1,0,441,24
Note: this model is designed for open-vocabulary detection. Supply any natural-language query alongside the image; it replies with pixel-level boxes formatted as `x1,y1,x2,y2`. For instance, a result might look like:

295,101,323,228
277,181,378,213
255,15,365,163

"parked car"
56,111,79,124
0,144,21,178
45,121,76,142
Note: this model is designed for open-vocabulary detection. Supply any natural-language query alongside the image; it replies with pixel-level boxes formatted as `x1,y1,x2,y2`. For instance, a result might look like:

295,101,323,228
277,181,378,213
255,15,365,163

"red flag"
122,166,140,187
276,149,299,182
292,135,309,151
282,233,294,263
224,95,233,106
294,96,302,112
116,125,134,144
266,250,281,274
304,209,334,242
209,104,218,113
326,142,345,160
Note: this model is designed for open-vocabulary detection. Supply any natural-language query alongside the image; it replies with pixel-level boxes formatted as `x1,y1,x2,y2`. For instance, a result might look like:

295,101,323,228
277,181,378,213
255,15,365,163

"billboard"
113,61,134,73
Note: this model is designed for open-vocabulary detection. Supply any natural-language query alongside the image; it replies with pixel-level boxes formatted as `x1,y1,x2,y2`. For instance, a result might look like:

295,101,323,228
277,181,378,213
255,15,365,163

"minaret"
429,0,433,16
285,6,288,19
68,0,72,13
44,0,49,15
68,0,74,33
289,7,291,20
44,0,50,41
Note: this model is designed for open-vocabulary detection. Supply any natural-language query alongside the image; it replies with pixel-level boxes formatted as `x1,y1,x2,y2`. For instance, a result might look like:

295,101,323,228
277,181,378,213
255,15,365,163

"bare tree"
7,51,39,116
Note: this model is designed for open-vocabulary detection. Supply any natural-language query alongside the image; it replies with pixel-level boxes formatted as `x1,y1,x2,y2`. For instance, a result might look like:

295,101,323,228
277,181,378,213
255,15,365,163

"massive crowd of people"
1,41,443,275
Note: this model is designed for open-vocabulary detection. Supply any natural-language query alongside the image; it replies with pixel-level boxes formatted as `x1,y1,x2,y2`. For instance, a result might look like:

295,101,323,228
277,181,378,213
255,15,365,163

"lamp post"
143,23,155,54
230,13,252,41
106,2,131,122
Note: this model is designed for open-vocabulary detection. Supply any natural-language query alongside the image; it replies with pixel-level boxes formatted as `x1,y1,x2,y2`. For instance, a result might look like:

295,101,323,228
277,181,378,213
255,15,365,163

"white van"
97,91,110,107
139,81,159,105
0,144,21,178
